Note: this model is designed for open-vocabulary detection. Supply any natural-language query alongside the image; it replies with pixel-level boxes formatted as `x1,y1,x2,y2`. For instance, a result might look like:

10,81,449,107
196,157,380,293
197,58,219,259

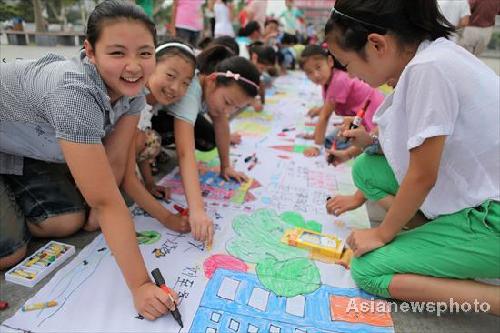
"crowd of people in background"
130,0,500,59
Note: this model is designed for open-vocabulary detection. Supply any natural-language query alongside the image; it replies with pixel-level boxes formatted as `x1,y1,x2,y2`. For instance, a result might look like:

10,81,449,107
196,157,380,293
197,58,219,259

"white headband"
155,42,195,56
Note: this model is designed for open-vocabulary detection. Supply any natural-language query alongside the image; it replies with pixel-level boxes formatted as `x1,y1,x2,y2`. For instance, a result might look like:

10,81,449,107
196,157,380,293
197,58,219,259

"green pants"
350,153,500,298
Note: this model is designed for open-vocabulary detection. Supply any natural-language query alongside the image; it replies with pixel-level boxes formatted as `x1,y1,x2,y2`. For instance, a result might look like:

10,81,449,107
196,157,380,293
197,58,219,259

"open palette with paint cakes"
5,241,75,288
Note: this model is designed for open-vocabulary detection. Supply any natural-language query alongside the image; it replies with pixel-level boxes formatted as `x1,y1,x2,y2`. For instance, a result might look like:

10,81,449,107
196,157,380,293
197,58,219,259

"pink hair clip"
214,70,259,90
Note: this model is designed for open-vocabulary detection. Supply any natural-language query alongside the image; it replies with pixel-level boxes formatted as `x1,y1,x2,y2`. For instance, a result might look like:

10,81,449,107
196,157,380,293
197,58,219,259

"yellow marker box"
281,228,345,262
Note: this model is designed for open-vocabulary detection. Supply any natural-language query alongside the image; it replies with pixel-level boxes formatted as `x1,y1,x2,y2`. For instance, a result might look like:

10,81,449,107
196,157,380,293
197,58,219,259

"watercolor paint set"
5,241,75,288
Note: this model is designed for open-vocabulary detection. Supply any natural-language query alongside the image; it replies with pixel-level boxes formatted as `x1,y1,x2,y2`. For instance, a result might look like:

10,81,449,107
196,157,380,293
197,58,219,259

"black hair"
280,33,298,45
238,21,261,37
197,36,214,50
197,45,235,75
214,56,260,97
299,44,345,70
155,37,196,70
211,35,240,55
325,0,455,54
86,0,156,48
249,44,277,66
265,18,279,27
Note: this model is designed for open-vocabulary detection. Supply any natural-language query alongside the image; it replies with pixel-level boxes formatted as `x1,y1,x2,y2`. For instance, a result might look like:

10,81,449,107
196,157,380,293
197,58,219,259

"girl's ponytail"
402,0,455,41
196,45,235,75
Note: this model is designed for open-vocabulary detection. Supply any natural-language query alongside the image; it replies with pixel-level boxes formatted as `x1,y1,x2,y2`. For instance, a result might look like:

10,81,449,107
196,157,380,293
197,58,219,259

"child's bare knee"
28,212,85,238
62,212,86,235
0,245,27,270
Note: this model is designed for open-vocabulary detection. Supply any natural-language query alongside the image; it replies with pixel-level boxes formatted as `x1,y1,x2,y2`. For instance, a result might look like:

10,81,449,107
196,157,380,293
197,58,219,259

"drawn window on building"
210,312,222,323
269,324,281,333
247,324,259,333
228,318,240,332
206,328,217,333
285,295,306,317
294,329,307,333
217,277,240,301
248,287,269,311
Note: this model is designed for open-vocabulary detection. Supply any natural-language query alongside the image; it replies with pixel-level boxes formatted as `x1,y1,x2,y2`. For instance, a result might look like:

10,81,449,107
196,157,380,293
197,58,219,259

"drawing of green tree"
227,208,322,297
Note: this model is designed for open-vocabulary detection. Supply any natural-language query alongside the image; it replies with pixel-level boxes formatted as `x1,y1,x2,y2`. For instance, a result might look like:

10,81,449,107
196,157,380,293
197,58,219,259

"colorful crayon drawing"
236,108,273,121
270,145,311,154
1,71,381,333
136,231,161,245
227,209,324,297
203,254,248,279
189,269,394,333
161,171,261,205
196,149,220,168
233,121,271,137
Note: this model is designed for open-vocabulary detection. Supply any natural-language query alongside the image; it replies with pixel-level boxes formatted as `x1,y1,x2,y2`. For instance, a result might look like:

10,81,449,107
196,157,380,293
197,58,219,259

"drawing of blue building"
189,269,394,333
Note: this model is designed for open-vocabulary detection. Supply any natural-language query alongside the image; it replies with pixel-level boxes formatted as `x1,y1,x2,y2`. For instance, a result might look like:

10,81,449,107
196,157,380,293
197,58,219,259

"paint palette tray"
5,241,75,288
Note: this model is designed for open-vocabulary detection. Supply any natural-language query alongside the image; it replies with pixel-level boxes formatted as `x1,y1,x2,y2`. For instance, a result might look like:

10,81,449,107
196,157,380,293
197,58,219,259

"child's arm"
174,118,214,244
347,136,446,257
59,140,174,320
102,115,139,185
122,134,190,234
250,97,263,112
137,160,157,194
169,0,178,36
212,114,248,182
326,190,366,216
259,81,266,106
307,106,321,117
303,101,335,157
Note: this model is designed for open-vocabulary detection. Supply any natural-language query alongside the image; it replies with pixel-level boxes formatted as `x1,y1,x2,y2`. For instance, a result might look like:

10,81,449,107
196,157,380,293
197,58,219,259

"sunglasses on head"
329,7,388,34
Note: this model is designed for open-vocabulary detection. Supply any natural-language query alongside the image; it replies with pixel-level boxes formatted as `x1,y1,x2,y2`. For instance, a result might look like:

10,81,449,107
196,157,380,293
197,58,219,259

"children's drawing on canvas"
1,70,392,333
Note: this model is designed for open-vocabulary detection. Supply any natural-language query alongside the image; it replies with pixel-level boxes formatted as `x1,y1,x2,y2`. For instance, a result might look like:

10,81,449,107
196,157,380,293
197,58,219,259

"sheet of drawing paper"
2,72,394,333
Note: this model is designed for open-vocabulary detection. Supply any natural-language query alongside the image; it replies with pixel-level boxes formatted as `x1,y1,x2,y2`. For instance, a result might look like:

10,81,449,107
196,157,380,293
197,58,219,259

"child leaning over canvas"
0,1,179,320
299,44,384,161
151,45,261,247
325,0,500,314
135,39,197,200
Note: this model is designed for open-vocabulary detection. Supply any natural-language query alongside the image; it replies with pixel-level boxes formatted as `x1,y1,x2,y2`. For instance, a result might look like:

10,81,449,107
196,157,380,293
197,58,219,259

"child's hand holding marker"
151,268,183,328
341,126,372,149
133,281,177,321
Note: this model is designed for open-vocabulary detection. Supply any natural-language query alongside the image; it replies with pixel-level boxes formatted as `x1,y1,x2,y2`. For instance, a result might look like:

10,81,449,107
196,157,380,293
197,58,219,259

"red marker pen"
151,268,184,328
173,204,189,217
336,99,371,148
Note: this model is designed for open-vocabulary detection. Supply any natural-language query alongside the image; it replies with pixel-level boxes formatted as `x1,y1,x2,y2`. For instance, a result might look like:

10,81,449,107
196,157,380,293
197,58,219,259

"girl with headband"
157,45,261,248
324,0,499,314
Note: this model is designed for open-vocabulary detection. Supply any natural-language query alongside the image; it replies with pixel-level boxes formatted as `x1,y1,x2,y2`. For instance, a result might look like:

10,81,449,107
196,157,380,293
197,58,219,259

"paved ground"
0,44,499,332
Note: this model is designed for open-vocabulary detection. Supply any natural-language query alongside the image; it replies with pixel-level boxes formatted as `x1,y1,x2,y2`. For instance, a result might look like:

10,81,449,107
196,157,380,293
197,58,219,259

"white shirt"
214,2,235,37
374,38,500,219
438,0,470,41
438,0,470,26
